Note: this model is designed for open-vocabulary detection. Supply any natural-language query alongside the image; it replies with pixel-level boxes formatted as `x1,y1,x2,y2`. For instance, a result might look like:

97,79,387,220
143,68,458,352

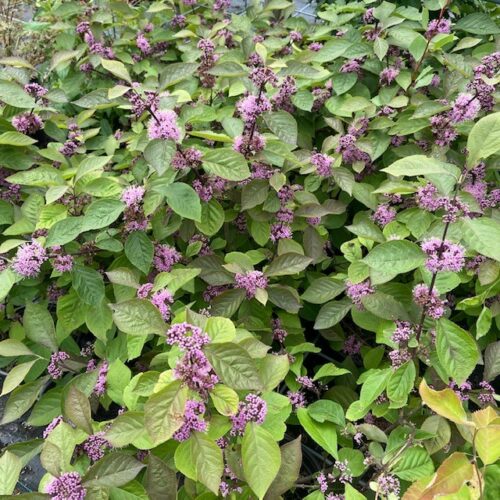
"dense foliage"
0,0,499,498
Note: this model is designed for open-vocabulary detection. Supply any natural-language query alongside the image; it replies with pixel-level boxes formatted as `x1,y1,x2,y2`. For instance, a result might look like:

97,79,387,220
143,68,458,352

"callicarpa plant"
0,0,499,498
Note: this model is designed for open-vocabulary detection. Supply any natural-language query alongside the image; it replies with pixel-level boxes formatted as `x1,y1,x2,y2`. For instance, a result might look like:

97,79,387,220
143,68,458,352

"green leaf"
205,316,236,343
0,339,36,358
202,148,250,181
241,179,269,210
393,447,434,481
307,400,345,426
23,303,57,352
314,298,352,329
144,139,176,175
63,385,93,434
164,183,202,221
72,265,106,307
0,81,35,108
46,217,84,246
455,13,500,35
144,381,188,444
160,62,199,88
265,437,302,500
0,268,17,301
361,292,409,321
421,416,451,455
297,408,337,458
110,299,165,335
56,289,86,335
145,455,177,500
0,361,36,396
0,131,37,146
381,155,460,179
462,218,500,262
313,363,350,380
0,451,23,495
436,318,479,385
1,378,46,424
83,452,145,487
175,432,223,494
7,166,63,187
265,253,312,277
101,58,132,82
302,277,345,304
387,362,416,405
467,112,500,167
105,412,146,447
484,341,500,382
210,384,239,416
364,240,426,282
204,343,262,390
82,199,124,232
263,111,298,145
359,368,391,405
125,231,154,274
242,423,282,499
195,198,225,236
210,288,246,317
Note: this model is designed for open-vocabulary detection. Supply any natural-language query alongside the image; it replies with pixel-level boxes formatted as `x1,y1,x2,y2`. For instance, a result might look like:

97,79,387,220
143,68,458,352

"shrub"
0,0,499,498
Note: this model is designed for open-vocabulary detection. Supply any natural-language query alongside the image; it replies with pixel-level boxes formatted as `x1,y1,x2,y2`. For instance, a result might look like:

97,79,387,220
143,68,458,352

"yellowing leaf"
475,425,500,465
419,379,469,425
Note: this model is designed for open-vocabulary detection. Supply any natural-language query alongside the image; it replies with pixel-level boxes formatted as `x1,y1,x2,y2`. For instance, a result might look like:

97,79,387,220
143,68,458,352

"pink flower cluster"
12,241,47,278
234,270,268,298
311,152,333,177
83,432,110,461
48,351,70,379
153,244,182,272
421,238,465,273
413,284,446,319
173,400,207,441
46,472,86,500
346,279,374,309
12,113,43,135
147,109,180,141
230,394,267,435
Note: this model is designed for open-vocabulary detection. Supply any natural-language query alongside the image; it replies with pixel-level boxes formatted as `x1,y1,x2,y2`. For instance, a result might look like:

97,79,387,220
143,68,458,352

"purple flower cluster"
233,132,266,157
59,123,82,157
94,361,108,396
147,110,180,141
340,58,363,75
336,134,371,167
171,147,202,170
379,66,400,86
24,82,48,99
153,244,182,272
450,93,481,123
230,394,267,435
413,284,446,319
287,390,306,409
371,203,396,227
377,474,400,496
173,400,207,441
12,241,47,277
312,86,332,111
203,284,229,302
234,270,268,298
83,432,110,461
151,289,174,320
311,152,333,177
48,351,70,379
343,335,361,355
309,42,323,51
53,254,74,273
421,238,465,273
43,416,63,438
363,7,375,24
237,94,271,122
12,113,43,135
391,321,413,344
389,348,412,368
121,185,145,208
166,322,210,351
198,39,219,88
136,33,151,55
346,279,374,309
426,18,451,39
46,472,86,500
272,318,287,343
272,76,297,112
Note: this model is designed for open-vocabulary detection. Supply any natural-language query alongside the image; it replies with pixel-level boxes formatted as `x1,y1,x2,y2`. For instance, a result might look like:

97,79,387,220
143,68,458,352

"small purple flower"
340,58,363,75
94,362,108,396
391,321,413,344
174,348,219,395
153,244,181,272
24,82,48,98
311,152,333,177
371,204,396,226
270,222,293,243
230,394,267,435
234,270,268,298
363,7,375,24
43,416,63,438
389,348,412,368
83,432,110,461
166,322,210,352
343,335,361,355
46,472,86,500
12,113,43,135
214,0,231,11
377,474,400,496
478,381,495,405
12,241,47,278
233,133,266,157
416,183,443,211
173,400,207,441
309,42,323,51
237,94,271,123
413,284,446,319
48,352,70,379
426,18,451,39
379,66,400,86
421,238,465,273
53,254,74,273
151,289,174,320
147,110,180,141
136,33,151,54
137,283,154,299
290,31,303,43
121,185,145,208
287,391,306,409
346,279,374,309
450,93,481,123
171,14,186,28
